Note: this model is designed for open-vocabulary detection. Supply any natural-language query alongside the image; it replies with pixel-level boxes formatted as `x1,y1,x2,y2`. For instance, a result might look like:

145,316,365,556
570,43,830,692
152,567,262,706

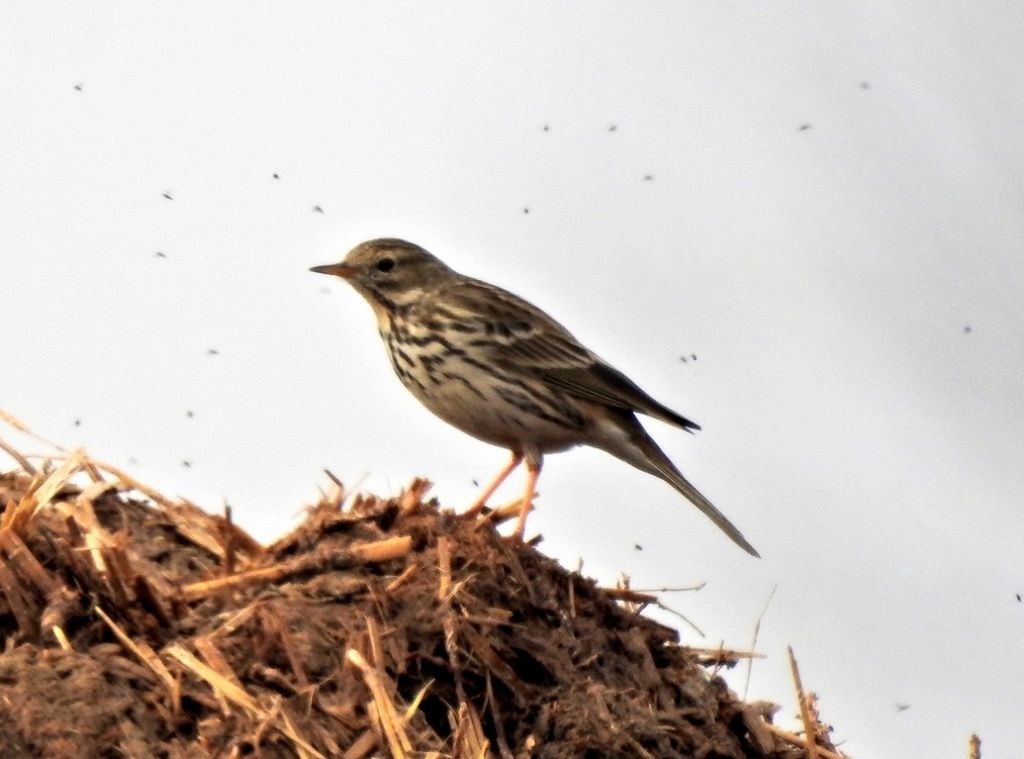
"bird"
310,239,758,556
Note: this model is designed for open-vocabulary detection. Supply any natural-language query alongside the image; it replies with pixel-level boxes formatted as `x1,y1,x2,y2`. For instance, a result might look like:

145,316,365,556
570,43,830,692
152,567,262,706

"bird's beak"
310,262,358,278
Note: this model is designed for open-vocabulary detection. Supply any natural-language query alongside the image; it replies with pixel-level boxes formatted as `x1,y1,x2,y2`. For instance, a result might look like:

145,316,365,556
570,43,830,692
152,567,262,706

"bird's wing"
435,280,700,431
543,363,701,432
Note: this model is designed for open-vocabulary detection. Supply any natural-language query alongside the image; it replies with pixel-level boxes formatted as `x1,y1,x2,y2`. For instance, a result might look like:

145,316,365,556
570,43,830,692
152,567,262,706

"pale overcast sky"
2,3,1022,757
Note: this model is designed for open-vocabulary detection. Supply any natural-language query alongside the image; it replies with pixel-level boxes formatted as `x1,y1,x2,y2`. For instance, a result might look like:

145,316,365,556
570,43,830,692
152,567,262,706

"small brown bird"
311,239,757,555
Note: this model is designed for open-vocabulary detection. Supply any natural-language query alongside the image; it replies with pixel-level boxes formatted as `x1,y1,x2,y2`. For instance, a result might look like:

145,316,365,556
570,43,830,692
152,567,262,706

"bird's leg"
465,451,523,517
510,456,542,543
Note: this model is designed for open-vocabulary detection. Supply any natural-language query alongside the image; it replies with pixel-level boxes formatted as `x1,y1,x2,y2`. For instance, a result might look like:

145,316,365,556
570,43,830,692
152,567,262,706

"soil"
0,464,840,758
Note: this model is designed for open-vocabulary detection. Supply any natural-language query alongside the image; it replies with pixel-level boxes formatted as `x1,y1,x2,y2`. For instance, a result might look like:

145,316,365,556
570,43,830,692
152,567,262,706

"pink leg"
511,459,541,543
465,451,523,516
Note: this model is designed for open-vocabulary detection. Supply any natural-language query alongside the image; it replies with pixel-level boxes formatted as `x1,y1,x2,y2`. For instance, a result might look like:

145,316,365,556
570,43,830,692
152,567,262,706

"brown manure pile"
0,435,846,758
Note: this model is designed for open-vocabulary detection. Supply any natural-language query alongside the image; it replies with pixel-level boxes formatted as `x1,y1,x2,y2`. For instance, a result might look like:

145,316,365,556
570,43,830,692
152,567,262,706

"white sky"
2,3,1023,757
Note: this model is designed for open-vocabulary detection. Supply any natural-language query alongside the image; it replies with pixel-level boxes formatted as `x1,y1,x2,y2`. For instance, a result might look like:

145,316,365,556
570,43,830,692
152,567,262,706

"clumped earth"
0,452,842,758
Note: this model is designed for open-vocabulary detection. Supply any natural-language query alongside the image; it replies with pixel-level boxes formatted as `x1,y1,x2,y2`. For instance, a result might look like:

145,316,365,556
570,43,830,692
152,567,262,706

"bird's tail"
596,412,760,557
658,457,760,557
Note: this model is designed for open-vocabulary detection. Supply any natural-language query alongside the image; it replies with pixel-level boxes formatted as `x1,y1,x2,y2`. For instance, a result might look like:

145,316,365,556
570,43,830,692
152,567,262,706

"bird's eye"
375,257,396,273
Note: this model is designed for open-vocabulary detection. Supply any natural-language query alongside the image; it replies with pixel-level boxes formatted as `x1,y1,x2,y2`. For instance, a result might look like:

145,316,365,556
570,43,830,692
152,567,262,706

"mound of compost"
0,451,841,758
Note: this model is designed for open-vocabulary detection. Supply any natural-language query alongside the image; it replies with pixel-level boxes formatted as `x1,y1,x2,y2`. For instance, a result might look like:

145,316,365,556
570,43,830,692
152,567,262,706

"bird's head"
310,238,454,311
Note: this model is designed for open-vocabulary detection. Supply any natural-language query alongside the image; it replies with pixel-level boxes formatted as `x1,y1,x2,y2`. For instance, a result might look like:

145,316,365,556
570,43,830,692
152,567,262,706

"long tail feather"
655,458,760,558
595,411,760,557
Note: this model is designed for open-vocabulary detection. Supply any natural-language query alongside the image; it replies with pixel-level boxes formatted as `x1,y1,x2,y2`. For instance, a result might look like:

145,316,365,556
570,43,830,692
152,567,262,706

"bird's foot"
469,496,532,530
499,529,542,548
462,498,488,518
468,497,539,547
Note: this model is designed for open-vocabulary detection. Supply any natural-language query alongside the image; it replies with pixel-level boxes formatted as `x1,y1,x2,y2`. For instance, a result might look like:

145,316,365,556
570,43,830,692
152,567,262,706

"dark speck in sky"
73,82,84,92
186,410,194,419
798,123,811,132
272,173,280,179
860,81,871,90
643,174,654,182
313,205,324,214
608,124,618,132
207,348,220,356
542,124,550,132
964,325,972,333
154,251,167,258
523,207,530,214
162,191,174,200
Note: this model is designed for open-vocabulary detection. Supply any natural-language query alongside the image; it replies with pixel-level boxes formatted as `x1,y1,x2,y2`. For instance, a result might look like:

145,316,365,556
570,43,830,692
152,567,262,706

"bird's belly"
424,385,583,452
387,347,587,454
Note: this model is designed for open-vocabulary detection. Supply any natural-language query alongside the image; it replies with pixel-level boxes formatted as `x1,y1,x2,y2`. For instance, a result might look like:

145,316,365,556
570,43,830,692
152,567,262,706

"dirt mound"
0,443,844,758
